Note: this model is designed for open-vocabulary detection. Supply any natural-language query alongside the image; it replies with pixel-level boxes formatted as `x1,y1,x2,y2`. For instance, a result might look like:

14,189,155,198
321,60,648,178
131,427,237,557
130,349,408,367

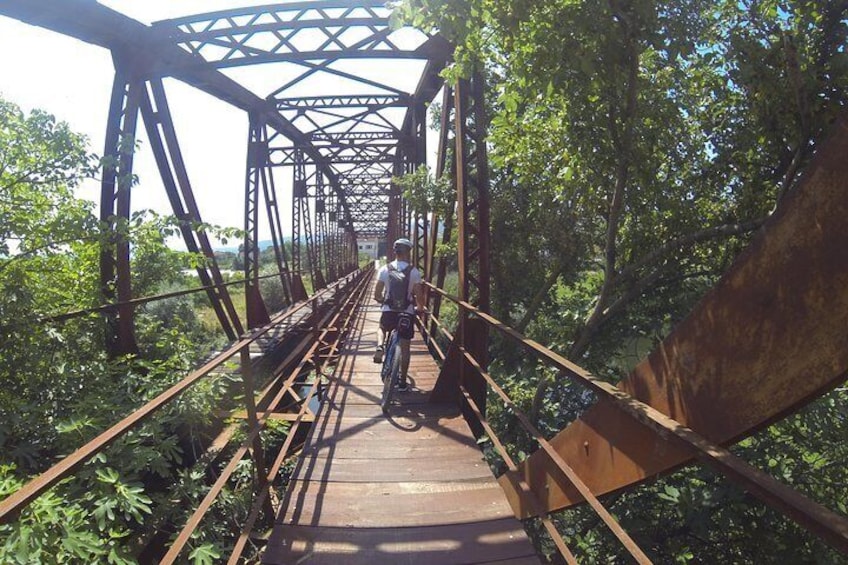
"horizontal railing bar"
41,270,303,324
459,385,578,564
426,282,848,553
0,271,363,524
459,347,652,563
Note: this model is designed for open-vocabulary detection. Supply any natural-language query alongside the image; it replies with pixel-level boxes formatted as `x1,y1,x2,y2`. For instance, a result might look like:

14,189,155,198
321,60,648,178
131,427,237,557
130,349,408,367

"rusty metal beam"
349,116,848,552
0,0,354,225
426,280,848,554
140,78,244,338
431,74,490,414
245,115,273,328
99,67,141,357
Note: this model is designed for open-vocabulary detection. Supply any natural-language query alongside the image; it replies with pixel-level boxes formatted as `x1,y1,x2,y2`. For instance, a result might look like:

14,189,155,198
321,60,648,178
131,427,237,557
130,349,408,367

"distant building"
357,238,379,259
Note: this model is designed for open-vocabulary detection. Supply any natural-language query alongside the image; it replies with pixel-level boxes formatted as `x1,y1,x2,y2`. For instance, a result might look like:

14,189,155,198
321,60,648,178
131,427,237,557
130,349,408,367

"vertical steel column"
291,150,308,301
454,74,491,313
386,185,401,250
412,101,428,272
100,65,141,357
140,79,244,340
429,86,455,335
244,115,272,328
258,128,293,306
430,74,492,423
327,191,339,281
301,178,324,291
350,229,358,272
315,175,330,288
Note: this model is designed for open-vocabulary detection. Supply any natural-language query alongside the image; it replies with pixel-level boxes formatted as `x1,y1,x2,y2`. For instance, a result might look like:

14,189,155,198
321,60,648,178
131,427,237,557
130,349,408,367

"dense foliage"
396,0,848,562
0,96,272,563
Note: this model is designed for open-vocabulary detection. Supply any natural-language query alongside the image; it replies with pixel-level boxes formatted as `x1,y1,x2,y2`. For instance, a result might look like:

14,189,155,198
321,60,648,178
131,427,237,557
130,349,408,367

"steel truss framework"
0,0,450,350
4,1,848,562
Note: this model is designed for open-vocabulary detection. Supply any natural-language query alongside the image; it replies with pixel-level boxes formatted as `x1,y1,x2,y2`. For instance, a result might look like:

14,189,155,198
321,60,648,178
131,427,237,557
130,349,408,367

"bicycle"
379,311,417,415
379,324,402,415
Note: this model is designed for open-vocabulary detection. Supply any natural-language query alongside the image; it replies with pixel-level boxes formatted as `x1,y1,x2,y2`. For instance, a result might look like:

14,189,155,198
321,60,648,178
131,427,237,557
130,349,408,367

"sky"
0,1,439,246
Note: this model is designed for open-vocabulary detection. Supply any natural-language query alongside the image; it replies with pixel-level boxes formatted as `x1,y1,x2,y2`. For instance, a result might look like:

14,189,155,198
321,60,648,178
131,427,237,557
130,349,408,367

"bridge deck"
263,277,539,564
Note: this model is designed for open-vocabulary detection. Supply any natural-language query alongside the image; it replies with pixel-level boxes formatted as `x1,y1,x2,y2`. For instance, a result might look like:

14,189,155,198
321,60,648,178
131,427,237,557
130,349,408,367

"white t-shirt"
377,260,422,313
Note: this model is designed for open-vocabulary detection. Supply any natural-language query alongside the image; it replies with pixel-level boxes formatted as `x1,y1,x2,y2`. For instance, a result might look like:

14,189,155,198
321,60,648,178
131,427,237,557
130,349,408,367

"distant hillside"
215,239,277,253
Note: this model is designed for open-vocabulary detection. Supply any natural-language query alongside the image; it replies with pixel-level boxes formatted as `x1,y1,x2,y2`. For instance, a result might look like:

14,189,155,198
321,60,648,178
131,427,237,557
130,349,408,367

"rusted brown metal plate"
263,521,539,564
505,116,848,514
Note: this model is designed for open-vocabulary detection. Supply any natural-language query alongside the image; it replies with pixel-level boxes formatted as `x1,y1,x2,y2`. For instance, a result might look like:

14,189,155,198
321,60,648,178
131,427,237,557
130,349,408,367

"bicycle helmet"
393,237,413,251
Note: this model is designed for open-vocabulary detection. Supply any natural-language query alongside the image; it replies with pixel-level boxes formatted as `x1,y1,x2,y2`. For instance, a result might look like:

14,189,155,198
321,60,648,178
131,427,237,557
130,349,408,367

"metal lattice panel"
153,1,452,241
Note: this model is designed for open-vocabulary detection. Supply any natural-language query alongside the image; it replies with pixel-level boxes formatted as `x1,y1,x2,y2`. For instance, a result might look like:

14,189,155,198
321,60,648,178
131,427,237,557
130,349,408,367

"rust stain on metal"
508,115,848,514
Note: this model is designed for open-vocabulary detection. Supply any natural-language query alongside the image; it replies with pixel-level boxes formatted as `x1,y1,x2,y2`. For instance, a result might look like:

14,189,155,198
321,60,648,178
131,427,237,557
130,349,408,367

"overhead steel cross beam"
155,2,452,242
276,95,409,110
0,0,355,227
155,1,449,68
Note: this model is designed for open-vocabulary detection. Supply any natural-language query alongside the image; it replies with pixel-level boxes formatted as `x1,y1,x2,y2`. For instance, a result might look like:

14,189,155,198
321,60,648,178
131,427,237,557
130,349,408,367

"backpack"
385,263,413,311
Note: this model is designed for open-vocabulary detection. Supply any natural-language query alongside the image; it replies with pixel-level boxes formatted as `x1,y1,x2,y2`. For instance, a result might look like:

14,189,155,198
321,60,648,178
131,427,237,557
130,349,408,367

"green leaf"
189,543,221,565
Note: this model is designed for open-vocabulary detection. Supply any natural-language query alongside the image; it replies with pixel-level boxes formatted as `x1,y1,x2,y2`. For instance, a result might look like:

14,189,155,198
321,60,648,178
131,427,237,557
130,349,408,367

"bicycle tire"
380,335,396,413
381,338,402,414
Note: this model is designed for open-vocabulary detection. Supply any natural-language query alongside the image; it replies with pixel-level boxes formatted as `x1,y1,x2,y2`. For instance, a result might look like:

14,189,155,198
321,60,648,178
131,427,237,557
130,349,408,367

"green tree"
0,96,259,563
397,0,848,561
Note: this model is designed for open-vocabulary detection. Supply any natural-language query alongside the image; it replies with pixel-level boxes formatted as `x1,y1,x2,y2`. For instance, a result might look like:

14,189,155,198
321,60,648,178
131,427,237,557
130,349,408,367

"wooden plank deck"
263,276,539,564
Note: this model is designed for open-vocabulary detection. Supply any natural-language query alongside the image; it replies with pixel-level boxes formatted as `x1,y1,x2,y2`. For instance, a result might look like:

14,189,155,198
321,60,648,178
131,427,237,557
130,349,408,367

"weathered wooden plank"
278,479,516,527
305,435,482,459
264,521,538,565
320,402,459,419
291,454,494,483
310,413,468,432
263,288,538,563
322,384,431,405
477,558,544,564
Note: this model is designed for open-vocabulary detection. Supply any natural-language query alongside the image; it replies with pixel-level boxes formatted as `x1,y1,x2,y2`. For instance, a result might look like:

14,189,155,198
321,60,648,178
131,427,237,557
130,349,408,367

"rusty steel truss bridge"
1,1,847,563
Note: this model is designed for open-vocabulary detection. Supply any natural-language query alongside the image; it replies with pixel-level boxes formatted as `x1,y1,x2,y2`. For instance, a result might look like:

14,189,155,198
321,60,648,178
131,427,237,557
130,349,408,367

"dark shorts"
380,311,415,340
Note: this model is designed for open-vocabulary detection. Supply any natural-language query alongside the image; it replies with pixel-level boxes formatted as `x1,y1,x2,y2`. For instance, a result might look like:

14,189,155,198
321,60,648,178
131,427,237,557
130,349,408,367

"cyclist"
373,237,424,392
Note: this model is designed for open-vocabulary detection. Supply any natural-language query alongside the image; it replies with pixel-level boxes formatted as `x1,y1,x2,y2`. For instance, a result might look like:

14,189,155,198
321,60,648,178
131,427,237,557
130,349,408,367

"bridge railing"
38,269,313,324
0,266,372,563
421,282,848,562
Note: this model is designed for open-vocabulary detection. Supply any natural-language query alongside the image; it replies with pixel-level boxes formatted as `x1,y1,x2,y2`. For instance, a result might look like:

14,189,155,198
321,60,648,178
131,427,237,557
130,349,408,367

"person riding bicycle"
373,237,425,392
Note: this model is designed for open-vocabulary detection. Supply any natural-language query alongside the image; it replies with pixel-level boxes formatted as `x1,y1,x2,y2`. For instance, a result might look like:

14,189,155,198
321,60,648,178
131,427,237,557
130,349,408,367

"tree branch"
0,235,99,274
516,262,563,333
617,216,768,285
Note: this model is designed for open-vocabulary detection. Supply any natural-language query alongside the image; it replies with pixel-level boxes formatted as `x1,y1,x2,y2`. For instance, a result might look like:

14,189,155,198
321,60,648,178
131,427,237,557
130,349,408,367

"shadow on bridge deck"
263,277,539,564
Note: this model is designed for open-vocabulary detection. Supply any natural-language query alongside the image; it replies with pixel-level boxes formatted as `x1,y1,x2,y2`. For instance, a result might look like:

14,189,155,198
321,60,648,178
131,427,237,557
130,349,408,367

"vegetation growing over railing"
398,0,848,561
0,95,290,563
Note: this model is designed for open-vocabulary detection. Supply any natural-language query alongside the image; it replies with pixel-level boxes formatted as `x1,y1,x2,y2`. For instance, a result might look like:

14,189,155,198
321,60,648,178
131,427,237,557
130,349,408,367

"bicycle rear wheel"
380,339,401,414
